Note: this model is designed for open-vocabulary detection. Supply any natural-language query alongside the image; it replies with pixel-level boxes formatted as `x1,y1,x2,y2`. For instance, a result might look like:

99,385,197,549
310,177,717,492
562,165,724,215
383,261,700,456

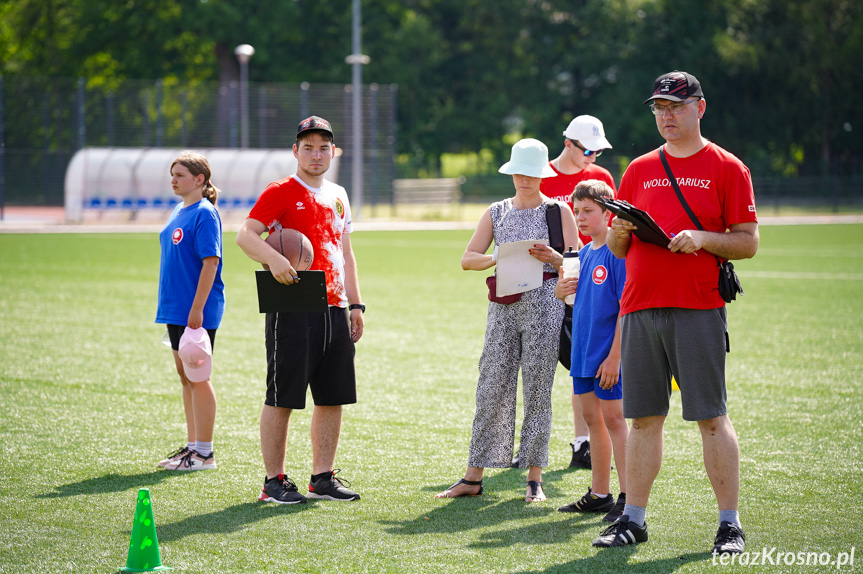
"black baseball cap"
297,116,334,138
644,71,703,104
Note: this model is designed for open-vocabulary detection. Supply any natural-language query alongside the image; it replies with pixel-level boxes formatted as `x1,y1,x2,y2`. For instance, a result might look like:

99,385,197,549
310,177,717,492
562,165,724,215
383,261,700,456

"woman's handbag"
486,275,523,304
659,148,744,303
486,272,559,305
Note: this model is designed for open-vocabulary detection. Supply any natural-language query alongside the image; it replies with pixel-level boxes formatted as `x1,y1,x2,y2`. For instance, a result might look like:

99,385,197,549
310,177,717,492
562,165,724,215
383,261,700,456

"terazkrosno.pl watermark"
712,547,856,569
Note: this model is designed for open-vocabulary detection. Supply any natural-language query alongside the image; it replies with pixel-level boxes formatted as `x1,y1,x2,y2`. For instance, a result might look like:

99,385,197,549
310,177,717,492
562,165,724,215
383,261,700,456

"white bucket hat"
498,138,557,179
562,115,613,151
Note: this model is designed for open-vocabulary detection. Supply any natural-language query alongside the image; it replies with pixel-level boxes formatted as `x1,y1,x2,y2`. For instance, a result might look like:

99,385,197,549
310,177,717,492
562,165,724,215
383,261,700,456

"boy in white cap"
540,115,616,470
543,115,616,237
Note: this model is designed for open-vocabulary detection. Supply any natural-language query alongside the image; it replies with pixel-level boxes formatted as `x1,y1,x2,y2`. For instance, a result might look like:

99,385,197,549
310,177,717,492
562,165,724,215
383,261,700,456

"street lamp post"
345,0,369,218
234,44,255,148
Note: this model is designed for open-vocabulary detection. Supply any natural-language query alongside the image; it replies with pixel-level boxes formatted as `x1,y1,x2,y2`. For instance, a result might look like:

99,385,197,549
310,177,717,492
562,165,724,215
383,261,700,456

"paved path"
1,206,862,234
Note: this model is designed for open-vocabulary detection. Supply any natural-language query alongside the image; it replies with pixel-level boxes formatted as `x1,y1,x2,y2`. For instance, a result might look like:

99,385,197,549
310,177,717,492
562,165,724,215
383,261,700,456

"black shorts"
264,306,357,409
166,324,217,352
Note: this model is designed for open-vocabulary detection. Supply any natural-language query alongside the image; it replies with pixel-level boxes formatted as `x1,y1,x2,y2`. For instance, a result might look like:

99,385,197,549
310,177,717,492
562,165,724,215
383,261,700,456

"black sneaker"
258,474,307,504
510,453,520,468
602,493,626,522
569,441,591,469
307,469,360,501
713,521,746,555
558,488,614,513
592,515,649,547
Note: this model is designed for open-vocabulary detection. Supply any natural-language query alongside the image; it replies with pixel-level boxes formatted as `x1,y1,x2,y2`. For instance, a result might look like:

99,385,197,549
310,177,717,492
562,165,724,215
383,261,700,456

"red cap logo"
172,228,183,244
592,265,608,285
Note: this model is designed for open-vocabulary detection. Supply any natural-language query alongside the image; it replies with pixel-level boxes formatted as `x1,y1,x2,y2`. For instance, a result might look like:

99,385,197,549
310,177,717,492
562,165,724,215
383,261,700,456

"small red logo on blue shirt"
592,265,608,285
172,228,183,244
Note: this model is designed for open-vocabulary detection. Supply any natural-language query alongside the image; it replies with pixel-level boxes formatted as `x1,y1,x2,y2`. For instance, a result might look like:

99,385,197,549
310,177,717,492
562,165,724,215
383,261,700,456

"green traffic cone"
119,488,171,572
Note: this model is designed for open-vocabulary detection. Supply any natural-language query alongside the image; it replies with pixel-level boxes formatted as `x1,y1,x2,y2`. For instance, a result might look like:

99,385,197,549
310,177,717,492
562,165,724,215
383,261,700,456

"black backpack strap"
545,202,565,254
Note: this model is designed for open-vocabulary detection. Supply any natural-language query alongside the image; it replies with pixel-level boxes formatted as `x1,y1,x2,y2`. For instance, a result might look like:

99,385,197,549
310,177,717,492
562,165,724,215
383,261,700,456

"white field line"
1,213,862,234
743,270,863,281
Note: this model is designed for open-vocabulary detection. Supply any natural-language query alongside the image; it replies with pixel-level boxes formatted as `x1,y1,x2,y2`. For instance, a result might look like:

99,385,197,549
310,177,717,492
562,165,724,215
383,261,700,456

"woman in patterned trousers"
436,139,579,502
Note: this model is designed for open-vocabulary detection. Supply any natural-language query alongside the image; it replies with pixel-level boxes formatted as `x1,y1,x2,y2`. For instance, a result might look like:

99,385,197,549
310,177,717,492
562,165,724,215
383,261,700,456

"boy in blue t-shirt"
555,179,629,522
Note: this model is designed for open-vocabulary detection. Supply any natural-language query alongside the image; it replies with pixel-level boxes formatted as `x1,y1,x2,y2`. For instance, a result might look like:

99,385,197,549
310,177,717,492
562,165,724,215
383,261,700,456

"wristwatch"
349,303,365,313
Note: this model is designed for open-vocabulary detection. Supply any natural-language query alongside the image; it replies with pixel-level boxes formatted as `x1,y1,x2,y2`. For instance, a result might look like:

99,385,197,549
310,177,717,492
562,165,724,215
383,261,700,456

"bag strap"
545,202,565,254
659,147,725,265
659,146,703,231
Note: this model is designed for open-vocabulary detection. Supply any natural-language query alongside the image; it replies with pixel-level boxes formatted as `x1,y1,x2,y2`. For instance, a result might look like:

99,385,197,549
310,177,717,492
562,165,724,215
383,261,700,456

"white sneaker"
164,450,216,471
157,446,191,467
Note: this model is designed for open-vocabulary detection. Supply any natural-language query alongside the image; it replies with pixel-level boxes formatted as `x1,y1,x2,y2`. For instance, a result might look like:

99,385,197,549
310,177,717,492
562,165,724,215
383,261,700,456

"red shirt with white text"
616,142,757,315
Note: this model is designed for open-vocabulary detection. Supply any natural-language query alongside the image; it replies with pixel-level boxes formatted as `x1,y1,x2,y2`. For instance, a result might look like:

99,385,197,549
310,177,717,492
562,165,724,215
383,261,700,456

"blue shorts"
573,376,622,401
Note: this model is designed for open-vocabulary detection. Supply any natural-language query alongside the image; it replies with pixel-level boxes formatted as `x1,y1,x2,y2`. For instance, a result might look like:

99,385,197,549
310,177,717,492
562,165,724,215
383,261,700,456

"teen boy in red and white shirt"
237,116,365,505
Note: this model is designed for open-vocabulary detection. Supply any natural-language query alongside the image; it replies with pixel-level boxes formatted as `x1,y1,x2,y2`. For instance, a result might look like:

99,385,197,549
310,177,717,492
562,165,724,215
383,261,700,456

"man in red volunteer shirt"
594,72,758,555
237,116,365,505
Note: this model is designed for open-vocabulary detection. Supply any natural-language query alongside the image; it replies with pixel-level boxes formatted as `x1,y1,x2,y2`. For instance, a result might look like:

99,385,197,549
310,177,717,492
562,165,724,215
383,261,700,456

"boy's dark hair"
296,130,334,146
571,179,615,210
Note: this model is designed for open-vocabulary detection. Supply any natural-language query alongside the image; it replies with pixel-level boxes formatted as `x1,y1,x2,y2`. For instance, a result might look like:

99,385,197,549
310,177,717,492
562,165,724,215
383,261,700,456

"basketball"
263,228,314,271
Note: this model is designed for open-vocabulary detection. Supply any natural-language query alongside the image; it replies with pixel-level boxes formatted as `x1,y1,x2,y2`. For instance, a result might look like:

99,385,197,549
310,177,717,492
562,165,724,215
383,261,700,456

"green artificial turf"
0,224,861,573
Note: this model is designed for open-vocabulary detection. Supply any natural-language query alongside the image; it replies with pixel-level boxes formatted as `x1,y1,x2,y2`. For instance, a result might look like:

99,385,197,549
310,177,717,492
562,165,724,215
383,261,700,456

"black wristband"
349,303,365,313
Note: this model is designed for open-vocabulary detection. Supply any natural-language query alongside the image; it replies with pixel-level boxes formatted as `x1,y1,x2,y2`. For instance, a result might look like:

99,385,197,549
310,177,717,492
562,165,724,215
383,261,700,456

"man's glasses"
571,140,603,157
649,99,700,116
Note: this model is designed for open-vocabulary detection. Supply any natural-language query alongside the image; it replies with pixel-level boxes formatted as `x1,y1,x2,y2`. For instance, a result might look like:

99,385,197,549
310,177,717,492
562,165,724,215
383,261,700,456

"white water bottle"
562,247,580,306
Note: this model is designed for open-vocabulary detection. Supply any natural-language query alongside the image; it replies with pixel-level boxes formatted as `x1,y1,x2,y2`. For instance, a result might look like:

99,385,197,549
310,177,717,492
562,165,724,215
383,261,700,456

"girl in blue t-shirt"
155,151,225,471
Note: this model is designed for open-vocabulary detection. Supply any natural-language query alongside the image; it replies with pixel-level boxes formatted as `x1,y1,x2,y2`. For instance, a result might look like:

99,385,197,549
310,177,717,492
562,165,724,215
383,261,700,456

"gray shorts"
620,307,728,421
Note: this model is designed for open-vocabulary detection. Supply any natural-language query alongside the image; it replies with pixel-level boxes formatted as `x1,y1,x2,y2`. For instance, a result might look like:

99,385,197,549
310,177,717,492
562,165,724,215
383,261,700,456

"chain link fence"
0,76,398,211
1,75,861,217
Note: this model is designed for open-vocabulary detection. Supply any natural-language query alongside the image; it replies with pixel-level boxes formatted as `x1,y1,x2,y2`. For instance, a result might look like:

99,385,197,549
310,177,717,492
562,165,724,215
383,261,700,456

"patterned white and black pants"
467,279,563,469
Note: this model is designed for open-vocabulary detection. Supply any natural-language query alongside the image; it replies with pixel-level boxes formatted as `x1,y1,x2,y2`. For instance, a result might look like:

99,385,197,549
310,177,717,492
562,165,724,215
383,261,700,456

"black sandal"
525,480,545,502
436,477,484,498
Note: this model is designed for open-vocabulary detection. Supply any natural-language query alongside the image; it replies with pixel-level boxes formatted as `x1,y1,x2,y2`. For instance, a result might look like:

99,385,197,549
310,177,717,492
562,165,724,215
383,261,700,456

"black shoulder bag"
659,148,743,304
546,203,573,369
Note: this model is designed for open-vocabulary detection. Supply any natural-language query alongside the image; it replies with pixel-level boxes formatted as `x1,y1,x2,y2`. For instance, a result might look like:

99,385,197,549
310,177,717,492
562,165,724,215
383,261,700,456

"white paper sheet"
495,239,547,297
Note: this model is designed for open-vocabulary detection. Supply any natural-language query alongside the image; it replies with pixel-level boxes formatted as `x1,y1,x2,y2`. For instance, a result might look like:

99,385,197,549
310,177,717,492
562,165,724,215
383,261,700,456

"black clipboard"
255,270,328,313
596,198,673,248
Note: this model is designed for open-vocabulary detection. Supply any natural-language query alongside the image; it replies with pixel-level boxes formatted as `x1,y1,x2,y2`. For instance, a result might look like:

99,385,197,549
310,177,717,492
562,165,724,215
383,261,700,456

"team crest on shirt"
334,198,345,218
172,228,183,244
592,265,608,285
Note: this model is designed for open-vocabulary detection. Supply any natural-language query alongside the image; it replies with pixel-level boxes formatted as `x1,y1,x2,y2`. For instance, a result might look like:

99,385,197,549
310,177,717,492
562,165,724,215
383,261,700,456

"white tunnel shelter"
64,147,340,223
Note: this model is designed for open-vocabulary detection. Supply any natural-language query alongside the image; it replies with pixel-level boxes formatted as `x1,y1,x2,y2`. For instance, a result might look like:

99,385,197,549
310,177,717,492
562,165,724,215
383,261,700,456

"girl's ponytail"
202,181,220,205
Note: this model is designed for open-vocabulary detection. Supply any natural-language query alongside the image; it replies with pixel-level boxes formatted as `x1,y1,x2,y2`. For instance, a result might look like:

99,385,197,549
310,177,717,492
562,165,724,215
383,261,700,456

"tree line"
2,0,860,178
